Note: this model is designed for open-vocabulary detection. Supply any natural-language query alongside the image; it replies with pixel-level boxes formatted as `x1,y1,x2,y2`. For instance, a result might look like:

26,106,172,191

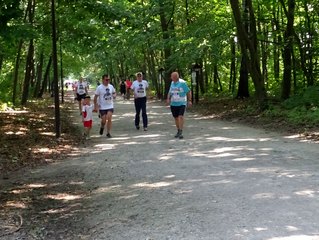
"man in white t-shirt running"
94,74,116,138
131,72,149,131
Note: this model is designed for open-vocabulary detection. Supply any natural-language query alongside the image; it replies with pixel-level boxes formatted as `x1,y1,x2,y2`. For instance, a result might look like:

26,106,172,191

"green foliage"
282,87,319,109
1,0,319,110
262,87,319,127
0,0,22,30
0,76,13,103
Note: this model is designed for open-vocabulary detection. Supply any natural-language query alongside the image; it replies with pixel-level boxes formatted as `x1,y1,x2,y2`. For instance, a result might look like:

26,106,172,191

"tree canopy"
1,0,319,108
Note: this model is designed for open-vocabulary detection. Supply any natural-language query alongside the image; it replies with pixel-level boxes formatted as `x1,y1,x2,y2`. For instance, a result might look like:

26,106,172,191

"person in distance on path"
120,80,126,100
166,71,192,139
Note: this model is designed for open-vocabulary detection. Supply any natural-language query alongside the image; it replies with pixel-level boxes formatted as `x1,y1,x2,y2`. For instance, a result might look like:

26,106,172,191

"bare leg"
174,117,179,129
178,116,184,130
87,127,91,136
106,111,113,134
101,114,107,128
175,116,184,130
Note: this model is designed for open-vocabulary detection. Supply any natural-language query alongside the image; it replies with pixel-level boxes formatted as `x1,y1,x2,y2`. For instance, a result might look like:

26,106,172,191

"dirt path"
1,92,319,240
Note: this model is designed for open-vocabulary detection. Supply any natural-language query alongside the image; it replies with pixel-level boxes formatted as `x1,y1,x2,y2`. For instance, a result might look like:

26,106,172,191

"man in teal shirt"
166,72,192,139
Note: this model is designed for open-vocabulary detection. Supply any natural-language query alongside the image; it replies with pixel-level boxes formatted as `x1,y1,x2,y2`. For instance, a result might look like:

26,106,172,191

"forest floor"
0,95,82,175
1,93,319,239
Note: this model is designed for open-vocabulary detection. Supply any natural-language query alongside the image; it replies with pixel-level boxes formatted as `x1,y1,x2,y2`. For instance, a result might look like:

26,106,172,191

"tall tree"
237,0,250,99
158,0,175,97
51,0,61,138
279,0,295,100
230,0,267,107
21,0,36,105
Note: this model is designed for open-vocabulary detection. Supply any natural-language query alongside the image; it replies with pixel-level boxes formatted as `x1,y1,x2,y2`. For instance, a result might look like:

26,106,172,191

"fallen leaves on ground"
0,97,81,175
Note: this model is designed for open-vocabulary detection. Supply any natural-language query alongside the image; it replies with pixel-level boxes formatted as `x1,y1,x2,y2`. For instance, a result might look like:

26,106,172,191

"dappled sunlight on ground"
45,193,84,202
205,136,275,142
93,143,117,150
2,97,319,239
267,235,319,240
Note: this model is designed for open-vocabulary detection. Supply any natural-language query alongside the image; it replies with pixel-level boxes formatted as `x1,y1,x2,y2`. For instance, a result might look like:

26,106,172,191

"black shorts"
76,93,86,101
171,105,186,118
99,109,114,117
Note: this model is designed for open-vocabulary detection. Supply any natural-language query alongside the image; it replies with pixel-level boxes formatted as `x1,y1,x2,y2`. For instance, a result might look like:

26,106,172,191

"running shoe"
174,130,180,138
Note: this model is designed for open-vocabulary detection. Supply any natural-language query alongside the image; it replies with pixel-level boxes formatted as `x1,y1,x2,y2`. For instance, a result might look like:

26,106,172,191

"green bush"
0,79,13,103
282,86,319,109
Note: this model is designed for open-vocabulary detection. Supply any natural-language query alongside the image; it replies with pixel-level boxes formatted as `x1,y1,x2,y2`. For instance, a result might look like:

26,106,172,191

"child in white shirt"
82,96,94,140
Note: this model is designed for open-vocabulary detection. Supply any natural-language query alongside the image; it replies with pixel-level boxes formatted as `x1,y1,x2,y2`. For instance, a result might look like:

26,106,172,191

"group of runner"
119,78,133,100
74,71,192,140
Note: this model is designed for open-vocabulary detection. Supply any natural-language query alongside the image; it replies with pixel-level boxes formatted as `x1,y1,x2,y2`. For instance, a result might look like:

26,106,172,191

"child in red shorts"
82,95,94,139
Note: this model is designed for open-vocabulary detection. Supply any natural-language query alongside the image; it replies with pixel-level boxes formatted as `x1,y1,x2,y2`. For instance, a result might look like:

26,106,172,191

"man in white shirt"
94,74,116,138
131,72,149,131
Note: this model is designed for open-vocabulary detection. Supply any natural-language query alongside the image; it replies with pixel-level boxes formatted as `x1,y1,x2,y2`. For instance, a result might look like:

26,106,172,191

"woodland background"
1,0,319,172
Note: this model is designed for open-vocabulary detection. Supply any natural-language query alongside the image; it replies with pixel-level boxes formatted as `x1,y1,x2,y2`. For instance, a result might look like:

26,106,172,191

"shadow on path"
1,92,319,240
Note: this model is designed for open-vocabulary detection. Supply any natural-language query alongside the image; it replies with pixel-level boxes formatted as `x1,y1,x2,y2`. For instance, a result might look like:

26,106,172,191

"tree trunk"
21,39,34,105
38,56,52,98
236,0,250,99
59,37,64,104
303,1,314,86
237,54,249,98
51,0,61,138
213,64,219,93
33,51,44,98
272,3,281,82
12,40,23,105
229,38,237,94
20,0,35,105
159,0,174,98
198,59,205,95
230,0,267,107
257,4,269,90
148,49,158,98
279,0,295,100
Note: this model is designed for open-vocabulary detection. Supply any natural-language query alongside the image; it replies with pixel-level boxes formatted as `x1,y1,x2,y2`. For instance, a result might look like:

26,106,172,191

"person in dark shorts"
94,74,116,138
75,77,88,115
120,80,126,100
166,72,192,139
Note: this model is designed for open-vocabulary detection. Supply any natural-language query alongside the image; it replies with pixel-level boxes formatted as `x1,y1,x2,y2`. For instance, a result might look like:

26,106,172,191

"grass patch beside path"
0,98,82,175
